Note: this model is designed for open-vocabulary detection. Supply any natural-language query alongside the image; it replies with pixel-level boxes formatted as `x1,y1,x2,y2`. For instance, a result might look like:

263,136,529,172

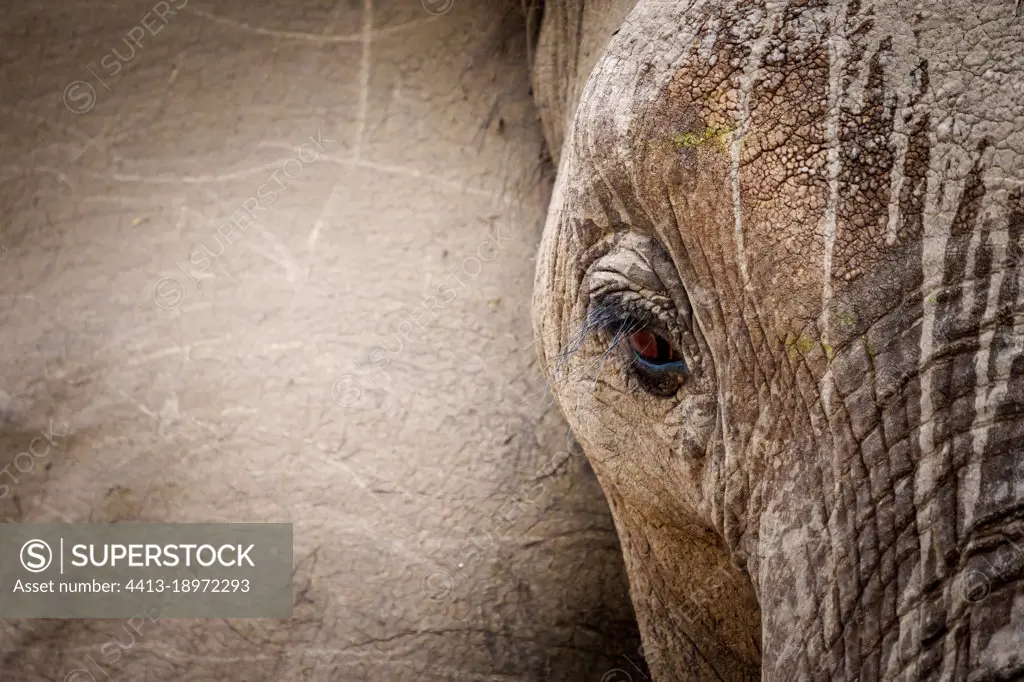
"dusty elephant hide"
533,0,1024,680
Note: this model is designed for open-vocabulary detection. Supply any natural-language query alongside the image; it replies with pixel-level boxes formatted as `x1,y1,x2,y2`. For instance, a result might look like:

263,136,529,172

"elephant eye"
627,329,680,365
618,322,687,395
585,302,688,396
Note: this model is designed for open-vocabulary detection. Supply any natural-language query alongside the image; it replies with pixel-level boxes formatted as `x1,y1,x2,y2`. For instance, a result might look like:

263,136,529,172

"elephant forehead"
558,0,1024,336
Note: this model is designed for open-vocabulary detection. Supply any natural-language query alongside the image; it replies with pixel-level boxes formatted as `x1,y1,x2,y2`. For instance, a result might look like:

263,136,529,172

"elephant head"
533,0,1024,679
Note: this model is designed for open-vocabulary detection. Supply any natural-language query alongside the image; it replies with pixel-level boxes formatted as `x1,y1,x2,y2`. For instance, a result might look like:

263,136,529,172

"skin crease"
533,0,1024,680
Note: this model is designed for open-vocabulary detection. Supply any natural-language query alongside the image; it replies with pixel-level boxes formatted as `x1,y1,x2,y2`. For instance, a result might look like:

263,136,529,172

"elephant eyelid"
586,301,649,340
586,298,674,342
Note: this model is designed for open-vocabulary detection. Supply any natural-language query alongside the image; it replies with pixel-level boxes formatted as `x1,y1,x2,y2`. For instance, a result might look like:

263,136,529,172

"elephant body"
534,0,1024,679
0,1,641,680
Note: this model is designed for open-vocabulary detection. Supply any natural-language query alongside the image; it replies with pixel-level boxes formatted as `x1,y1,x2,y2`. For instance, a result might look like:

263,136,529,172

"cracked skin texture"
0,1,645,681
533,0,1024,680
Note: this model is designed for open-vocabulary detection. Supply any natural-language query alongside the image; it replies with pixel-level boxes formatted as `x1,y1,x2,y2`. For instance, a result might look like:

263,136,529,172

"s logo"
20,539,52,573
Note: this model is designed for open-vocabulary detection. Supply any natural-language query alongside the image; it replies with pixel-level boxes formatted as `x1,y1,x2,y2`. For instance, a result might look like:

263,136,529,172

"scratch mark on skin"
0,164,75,192
354,0,373,160
309,186,340,249
350,521,436,572
56,642,277,663
241,221,305,283
124,343,194,366
259,141,500,198
182,5,435,44
309,451,435,570
239,241,298,281
312,451,416,516
102,161,298,184
884,97,910,247
731,7,783,293
0,106,123,169
108,384,161,423
820,11,847,411
730,116,749,290
861,2,921,252
327,156,496,199
58,641,534,676
76,194,163,209
106,382,179,439
47,153,491,198
34,501,74,523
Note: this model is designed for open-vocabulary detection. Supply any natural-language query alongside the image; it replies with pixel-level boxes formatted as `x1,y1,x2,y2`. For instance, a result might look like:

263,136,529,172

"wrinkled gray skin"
534,0,1024,680
0,2,644,681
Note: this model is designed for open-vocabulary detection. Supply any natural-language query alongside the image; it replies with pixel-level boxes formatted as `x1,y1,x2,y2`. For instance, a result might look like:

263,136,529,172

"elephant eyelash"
554,302,632,376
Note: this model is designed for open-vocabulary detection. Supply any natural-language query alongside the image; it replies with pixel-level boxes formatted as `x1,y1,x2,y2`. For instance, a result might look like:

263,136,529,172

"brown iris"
627,329,680,365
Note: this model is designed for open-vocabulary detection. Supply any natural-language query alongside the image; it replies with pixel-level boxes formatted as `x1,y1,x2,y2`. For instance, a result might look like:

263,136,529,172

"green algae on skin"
784,332,824,361
669,124,736,151
836,311,857,328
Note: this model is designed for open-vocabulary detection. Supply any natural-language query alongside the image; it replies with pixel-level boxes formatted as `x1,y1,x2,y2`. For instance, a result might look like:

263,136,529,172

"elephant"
532,0,1024,679
0,1,645,680
5,0,1021,679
